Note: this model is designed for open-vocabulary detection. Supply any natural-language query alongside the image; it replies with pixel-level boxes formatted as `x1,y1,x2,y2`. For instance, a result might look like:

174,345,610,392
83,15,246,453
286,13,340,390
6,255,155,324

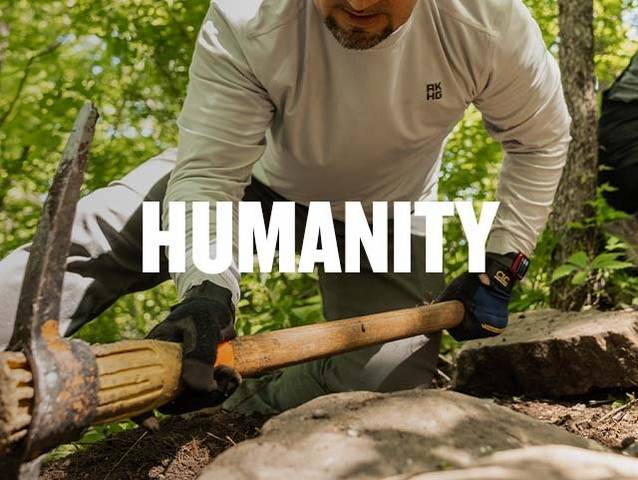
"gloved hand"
145,281,241,416
437,252,529,341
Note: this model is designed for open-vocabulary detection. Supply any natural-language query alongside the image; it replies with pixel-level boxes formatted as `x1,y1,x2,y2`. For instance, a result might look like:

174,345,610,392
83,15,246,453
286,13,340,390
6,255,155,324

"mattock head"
1,103,101,477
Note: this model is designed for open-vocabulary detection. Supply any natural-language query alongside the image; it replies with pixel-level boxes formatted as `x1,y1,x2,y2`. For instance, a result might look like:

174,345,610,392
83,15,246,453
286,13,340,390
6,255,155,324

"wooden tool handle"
0,301,463,452
217,300,464,377
0,340,183,453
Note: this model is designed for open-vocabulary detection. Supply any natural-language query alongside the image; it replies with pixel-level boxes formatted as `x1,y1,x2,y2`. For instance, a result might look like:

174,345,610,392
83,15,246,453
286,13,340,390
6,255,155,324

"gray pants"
0,149,443,416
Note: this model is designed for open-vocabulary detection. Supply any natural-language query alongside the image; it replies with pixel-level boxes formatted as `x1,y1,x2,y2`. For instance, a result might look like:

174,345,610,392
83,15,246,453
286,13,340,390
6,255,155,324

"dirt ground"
40,392,638,479
498,394,638,451
40,410,265,480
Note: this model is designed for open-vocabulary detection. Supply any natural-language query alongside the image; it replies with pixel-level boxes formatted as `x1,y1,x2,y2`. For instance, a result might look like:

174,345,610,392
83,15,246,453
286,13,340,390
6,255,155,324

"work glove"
145,281,241,416
437,252,529,341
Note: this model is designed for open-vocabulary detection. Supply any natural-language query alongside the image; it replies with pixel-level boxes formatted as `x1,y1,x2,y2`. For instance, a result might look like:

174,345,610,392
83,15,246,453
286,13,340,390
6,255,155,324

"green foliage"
568,183,633,231
576,238,638,307
442,1,638,312
548,186,638,308
1,0,635,463
1,0,637,366
610,392,637,410
0,0,326,345
74,282,178,343
46,420,138,463
551,248,633,286
508,228,558,312
237,271,323,336
594,0,638,89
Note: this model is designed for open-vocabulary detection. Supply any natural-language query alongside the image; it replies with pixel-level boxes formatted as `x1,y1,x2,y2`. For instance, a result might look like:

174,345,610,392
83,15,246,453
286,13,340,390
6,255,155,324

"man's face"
314,0,418,50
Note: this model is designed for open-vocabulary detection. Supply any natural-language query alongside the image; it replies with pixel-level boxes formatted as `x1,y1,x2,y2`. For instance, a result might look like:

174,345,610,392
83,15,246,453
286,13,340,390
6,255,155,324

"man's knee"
0,150,177,349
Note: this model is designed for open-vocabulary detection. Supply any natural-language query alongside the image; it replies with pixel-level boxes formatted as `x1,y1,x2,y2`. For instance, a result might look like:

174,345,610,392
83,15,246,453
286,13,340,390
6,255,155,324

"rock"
393,445,638,480
455,309,638,397
623,441,638,457
198,390,600,480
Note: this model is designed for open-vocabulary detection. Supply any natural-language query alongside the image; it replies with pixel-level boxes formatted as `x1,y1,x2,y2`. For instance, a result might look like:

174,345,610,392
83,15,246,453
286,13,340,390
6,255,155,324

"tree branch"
0,41,62,130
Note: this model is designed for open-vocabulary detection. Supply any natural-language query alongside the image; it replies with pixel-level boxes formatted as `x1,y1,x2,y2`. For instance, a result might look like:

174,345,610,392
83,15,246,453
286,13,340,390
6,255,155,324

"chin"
324,15,394,50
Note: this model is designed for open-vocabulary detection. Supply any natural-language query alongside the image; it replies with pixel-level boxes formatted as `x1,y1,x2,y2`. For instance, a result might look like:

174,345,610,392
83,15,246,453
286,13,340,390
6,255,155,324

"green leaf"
567,221,586,229
567,251,589,268
605,236,628,251
612,400,626,409
591,252,633,271
600,261,634,271
571,270,589,286
591,252,621,269
551,264,578,282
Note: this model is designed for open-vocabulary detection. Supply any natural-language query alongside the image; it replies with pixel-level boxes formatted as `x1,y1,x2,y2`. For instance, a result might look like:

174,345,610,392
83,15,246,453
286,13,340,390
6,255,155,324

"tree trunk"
548,0,599,310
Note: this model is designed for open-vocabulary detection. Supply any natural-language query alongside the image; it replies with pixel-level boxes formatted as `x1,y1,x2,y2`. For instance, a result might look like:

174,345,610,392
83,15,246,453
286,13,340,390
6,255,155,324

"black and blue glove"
145,281,241,415
437,252,529,341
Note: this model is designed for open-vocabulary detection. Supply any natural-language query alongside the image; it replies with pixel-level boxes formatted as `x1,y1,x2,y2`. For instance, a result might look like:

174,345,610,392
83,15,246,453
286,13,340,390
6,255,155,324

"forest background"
1,1,637,362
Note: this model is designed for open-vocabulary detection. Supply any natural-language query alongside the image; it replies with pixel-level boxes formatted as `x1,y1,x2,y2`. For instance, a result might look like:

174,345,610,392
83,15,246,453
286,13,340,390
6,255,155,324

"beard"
324,15,394,50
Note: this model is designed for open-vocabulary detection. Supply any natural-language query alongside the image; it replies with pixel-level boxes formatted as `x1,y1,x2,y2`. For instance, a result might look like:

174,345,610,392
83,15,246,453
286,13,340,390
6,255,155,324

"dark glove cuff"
485,251,530,294
184,281,234,315
181,281,236,340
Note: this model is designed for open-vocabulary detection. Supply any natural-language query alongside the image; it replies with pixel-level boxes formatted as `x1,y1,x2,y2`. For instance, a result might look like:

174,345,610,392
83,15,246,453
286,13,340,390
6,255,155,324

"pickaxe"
0,103,465,478
0,103,100,478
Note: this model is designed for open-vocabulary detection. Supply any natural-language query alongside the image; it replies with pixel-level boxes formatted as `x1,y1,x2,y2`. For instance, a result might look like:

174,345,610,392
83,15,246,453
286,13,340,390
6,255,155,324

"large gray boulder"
455,309,638,397
199,389,600,480
392,445,638,480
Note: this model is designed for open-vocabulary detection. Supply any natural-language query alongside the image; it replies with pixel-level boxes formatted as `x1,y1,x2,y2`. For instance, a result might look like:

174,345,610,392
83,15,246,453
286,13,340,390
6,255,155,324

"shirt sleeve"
164,4,274,303
473,0,572,256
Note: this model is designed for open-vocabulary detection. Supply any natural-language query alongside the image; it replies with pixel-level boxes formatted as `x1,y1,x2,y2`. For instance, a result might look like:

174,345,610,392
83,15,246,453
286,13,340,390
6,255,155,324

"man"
599,50,638,215
599,50,638,264
0,0,570,416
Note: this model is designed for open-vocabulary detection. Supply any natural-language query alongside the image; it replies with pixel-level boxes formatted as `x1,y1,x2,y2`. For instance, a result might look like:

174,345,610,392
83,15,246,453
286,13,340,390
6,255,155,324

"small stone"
621,436,636,449
346,428,360,437
310,409,328,420
624,441,638,457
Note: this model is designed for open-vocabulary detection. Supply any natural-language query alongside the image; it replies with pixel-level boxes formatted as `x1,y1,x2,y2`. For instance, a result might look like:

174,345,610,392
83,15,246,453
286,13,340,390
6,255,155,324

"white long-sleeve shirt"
165,0,571,302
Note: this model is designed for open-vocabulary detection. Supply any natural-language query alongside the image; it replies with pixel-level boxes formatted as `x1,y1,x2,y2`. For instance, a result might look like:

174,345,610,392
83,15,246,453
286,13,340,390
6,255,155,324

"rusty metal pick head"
3,103,101,471
9,103,99,348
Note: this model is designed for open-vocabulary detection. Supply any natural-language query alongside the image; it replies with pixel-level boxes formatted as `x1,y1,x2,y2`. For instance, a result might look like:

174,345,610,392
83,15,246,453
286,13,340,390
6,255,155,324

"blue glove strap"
472,281,510,335
438,271,514,341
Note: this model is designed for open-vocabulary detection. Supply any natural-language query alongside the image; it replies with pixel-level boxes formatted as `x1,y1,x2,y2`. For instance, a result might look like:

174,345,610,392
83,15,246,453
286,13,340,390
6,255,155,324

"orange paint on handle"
215,341,235,369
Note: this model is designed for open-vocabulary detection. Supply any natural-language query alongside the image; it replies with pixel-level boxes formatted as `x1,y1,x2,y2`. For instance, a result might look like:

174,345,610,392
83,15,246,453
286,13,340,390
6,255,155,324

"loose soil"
40,392,638,479
498,395,638,451
40,410,265,480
